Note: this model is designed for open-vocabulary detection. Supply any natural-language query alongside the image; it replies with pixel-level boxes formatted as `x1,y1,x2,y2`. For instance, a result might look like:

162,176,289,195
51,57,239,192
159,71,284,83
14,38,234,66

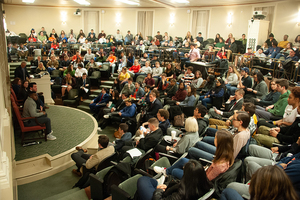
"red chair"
11,101,47,144
10,87,23,106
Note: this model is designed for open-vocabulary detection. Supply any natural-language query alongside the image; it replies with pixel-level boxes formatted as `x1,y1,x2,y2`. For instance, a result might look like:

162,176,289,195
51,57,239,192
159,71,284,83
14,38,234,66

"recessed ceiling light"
22,0,35,3
115,0,140,6
73,0,90,6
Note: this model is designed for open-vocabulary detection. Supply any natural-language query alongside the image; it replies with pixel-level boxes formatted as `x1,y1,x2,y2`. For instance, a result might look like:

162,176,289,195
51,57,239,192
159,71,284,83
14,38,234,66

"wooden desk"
32,74,55,105
190,61,216,79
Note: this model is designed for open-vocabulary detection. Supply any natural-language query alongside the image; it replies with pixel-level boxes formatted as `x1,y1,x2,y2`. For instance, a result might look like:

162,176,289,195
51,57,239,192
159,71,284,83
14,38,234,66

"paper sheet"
126,148,142,158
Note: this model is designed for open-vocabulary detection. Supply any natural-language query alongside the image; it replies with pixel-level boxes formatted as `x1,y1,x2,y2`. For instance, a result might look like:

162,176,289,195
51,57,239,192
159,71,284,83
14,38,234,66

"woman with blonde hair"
225,65,240,97
155,117,199,155
184,31,193,41
36,62,46,73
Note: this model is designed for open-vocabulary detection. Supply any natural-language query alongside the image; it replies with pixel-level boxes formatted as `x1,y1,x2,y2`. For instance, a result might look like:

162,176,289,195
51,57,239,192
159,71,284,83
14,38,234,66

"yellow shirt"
119,72,130,81
278,41,289,49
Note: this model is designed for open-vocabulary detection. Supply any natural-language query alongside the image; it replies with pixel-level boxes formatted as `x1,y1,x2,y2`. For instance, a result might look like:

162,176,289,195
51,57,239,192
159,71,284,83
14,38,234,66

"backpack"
102,162,131,198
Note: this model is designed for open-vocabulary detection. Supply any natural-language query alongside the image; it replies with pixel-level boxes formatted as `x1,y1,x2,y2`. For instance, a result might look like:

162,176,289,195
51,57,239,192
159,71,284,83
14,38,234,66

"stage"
14,105,99,185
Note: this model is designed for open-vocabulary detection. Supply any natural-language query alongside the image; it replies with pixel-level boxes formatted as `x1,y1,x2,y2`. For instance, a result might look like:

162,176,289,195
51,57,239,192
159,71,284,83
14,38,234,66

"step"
89,94,98,99
101,80,114,86
43,188,80,200
82,99,91,106
77,105,92,113
100,85,112,89
57,189,88,200
109,77,117,81
92,89,102,95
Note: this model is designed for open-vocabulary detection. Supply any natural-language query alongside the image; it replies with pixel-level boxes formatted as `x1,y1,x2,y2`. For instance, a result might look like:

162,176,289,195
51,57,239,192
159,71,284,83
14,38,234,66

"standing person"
78,73,90,101
61,73,76,97
22,92,56,140
71,135,114,176
14,61,30,81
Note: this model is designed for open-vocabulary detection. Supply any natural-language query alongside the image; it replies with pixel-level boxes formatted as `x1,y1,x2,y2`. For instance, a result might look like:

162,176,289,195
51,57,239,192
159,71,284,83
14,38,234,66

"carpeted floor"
17,165,80,200
14,105,96,161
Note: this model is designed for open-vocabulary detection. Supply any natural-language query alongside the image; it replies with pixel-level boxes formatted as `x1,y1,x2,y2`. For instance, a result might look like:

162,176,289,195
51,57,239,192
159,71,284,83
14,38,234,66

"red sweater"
129,65,141,73
172,89,187,101
144,78,155,86
51,43,59,50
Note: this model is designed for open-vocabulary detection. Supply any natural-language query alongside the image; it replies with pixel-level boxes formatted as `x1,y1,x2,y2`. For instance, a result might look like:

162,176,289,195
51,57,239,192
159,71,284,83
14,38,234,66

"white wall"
3,1,300,44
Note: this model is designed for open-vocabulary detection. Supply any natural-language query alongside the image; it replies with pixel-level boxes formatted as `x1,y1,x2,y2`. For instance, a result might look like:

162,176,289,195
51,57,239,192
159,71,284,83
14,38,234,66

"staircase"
76,73,118,113
9,62,31,82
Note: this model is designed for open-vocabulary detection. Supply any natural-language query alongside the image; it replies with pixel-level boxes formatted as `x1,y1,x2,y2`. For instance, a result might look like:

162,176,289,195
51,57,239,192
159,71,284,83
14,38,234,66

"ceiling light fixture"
172,0,189,3
22,0,35,3
115,0,140,6
73,0,90,6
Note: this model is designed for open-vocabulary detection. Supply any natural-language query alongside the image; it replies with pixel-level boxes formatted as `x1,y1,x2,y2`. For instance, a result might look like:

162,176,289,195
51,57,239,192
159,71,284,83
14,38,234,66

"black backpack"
102,162,131,197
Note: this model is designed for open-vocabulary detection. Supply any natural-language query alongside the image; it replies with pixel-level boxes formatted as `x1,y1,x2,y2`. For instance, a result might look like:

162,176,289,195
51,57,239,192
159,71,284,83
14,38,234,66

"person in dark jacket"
164,81,186,105
78,73,90,101
15,61,30,81
160,79,177,99
89,88,110,114
137,159,212,200
114,123,132,152
255,79,280,107
17,80,29,101
143,92,163,122
199,77,225,108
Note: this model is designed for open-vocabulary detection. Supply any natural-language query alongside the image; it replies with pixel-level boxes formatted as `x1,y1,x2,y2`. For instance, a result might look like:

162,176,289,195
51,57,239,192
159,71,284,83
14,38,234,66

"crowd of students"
10,27,300,199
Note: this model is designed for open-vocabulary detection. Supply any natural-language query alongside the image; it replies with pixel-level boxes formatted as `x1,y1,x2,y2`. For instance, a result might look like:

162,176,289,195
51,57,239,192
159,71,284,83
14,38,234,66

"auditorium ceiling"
3,0,287,8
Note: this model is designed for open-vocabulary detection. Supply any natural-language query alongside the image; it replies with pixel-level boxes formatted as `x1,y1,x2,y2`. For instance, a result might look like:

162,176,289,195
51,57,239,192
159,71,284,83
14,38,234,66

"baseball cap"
241,67,250,73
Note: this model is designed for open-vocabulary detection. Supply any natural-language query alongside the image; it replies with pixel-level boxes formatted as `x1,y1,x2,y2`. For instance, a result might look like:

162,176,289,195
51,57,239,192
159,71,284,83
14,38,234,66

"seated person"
99,98,136,130
177,85,196,107
60,55,71,71
121,118,163,156
226,67,252,96
136,40,145,55
188,111,250,161
17,43,28,60
164,63,175,80
118,67,131,86
221,165,298,200
61,73,76,97
214,37,225,49
253,48,267,67
71,135,114,176
226,37,238,60
128,59,141,76
78,73,90,101
136,109,170,138
120,77,135,96
199,75,215,95
277,48,299,76
152,62,163,78
264,40,280,58
72,50,82,62
216,46,227,59
75,63,88,78
137,160,212,200
139,53,150,66
257,87,300,129
143,73,155,88
46,55,59,73
63,64,75,77
106,51,117,77
156,73,169,95
86,58,98,76
155,129,234,181
35,62,47,73
83,48,95,66
202,45,215,61
68,34,76,44
254,105,300,148
181,66,194,85
209,88,244,120
31,56,46,68
181,43,200,68
118,51,127,72
234,47,254,68
113,123,132,152
244,71,268,100
159,79,177,99
73,57,84,69
23,92,56,140
142,92,163,122
224,65,239,91
137,61,152,76
255,79,290,120
150,55,161,68
164,81,187,106
89,88,110,114
139,85,151,104
255,78,280,107
199,77,225,108
155,117,199,155
131,82,145,99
